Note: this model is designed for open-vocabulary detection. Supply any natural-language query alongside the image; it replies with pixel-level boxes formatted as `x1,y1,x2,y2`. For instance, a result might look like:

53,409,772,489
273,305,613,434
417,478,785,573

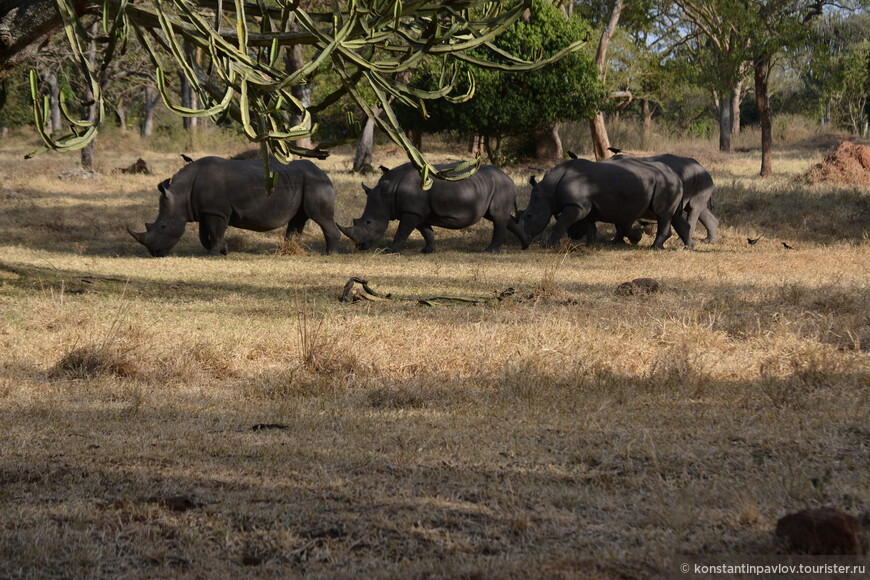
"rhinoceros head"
338,183,391,250
518,175,554,239
127,180,187,257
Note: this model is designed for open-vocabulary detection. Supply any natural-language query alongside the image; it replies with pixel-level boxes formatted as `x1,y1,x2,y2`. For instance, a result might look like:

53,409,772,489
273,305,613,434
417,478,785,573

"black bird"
747,234,763,245
181,154,194,164
608,146,622,154
782,242,793,249
567,150,578,159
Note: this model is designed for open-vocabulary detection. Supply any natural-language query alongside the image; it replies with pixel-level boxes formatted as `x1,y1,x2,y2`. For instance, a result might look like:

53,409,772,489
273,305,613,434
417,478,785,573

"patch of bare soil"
802,141,870,185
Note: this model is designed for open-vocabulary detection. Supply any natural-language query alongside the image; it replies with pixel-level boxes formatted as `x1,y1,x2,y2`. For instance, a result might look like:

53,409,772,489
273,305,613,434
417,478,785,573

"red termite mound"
802,141,870,185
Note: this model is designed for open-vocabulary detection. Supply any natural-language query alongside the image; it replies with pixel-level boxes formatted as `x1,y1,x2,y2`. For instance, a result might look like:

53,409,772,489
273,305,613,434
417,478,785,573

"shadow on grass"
2,175,868,258
1,358,864,576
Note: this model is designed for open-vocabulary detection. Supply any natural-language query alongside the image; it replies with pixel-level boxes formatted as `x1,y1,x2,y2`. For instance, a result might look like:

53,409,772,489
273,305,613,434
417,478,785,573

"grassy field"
0,128,868,578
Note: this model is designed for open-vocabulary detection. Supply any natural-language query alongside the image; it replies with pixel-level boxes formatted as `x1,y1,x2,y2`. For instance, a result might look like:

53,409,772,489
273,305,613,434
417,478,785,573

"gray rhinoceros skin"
128,157,341,256
639,154,719,243
338,163,529,253
520,157,693,250
602,154,719,244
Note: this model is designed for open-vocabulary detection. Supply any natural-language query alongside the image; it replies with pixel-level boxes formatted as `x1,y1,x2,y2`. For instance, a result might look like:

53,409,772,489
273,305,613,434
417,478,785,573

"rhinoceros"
566,153,719,245
128,157,341,256
338,163,529,253
520,157,693,249
638,154,719,243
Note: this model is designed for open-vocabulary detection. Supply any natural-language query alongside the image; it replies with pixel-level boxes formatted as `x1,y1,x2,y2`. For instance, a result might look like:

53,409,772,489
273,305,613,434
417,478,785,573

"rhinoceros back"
187,157,330,232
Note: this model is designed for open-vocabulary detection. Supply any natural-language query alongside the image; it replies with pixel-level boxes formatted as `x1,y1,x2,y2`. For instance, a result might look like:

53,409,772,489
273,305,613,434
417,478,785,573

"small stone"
775,508,866,555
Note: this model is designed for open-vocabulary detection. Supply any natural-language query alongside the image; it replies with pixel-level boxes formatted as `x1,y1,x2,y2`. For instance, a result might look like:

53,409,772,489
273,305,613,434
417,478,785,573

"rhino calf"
338,163,529,253
128,157,341,256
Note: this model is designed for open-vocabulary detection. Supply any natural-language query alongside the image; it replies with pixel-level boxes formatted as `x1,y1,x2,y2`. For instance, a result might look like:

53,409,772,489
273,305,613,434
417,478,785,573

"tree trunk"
589,114,611,161
754,56,773,177
116,99,127,134
589,0,624,161
181,41,198,134
285,40,313,150
534,124,563,161
641,99,654,147
40,70,61,135
718,97,732,153
407,129,422,152
353,108,380,173
142,83,158,137
730,82,742,137
468,134,482,155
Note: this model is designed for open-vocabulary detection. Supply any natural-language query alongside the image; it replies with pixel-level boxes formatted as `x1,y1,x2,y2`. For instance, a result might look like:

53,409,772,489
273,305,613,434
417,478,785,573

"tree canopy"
0,0,584,187
396,0,603,161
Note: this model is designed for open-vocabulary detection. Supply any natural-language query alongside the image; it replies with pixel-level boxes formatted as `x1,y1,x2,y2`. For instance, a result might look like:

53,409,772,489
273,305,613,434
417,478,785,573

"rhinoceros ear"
379,165,390,174
361,184,372,195
529,176,538,187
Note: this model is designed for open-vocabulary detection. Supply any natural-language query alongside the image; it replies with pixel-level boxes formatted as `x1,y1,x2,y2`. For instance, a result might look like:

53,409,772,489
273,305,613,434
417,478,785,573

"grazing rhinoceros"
338,162,529,253
520,157,693,249
128,157,341,256
566,152,719,245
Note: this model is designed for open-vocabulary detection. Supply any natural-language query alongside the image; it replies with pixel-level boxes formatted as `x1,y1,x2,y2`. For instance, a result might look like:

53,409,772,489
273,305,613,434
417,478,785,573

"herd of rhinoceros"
126,152,720,257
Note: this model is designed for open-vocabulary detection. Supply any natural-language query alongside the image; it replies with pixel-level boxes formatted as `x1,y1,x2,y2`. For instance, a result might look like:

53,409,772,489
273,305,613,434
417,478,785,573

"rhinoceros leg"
388,213,425,253
199,214,229,255
697,208,720,243
286,211,308,240
507,219,530,250
568,219,596,243
301,203,341,255
547,204,588,248
484,216,509,253
417,226,436,253
668,211,695,250
612,222,642,245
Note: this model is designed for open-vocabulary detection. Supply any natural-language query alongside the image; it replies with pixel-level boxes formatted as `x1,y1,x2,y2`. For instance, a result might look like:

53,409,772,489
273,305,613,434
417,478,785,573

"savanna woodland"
1,0,869,578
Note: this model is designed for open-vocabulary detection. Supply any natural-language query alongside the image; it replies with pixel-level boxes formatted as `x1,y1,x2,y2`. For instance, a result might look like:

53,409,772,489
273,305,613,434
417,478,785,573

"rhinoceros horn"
126,225,146,244
337,224,357,241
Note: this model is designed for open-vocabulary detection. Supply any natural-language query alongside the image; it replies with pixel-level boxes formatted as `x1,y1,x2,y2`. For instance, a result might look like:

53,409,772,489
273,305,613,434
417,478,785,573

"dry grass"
0,127,868,578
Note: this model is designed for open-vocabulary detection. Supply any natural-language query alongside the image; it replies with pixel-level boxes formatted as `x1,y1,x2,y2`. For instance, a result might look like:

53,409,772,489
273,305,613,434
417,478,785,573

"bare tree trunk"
534,124,563,161
180,42,198,134
142,83,159,137
718,97,732,153
589,114,611,160
641,99,654,147
730,82,742,137
468,134,482,155
589,0,624,160
285,41,312,150
353,107,380,173
40,70,61,135
116,98,127,134
754,56,773,177
407,129,422,152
